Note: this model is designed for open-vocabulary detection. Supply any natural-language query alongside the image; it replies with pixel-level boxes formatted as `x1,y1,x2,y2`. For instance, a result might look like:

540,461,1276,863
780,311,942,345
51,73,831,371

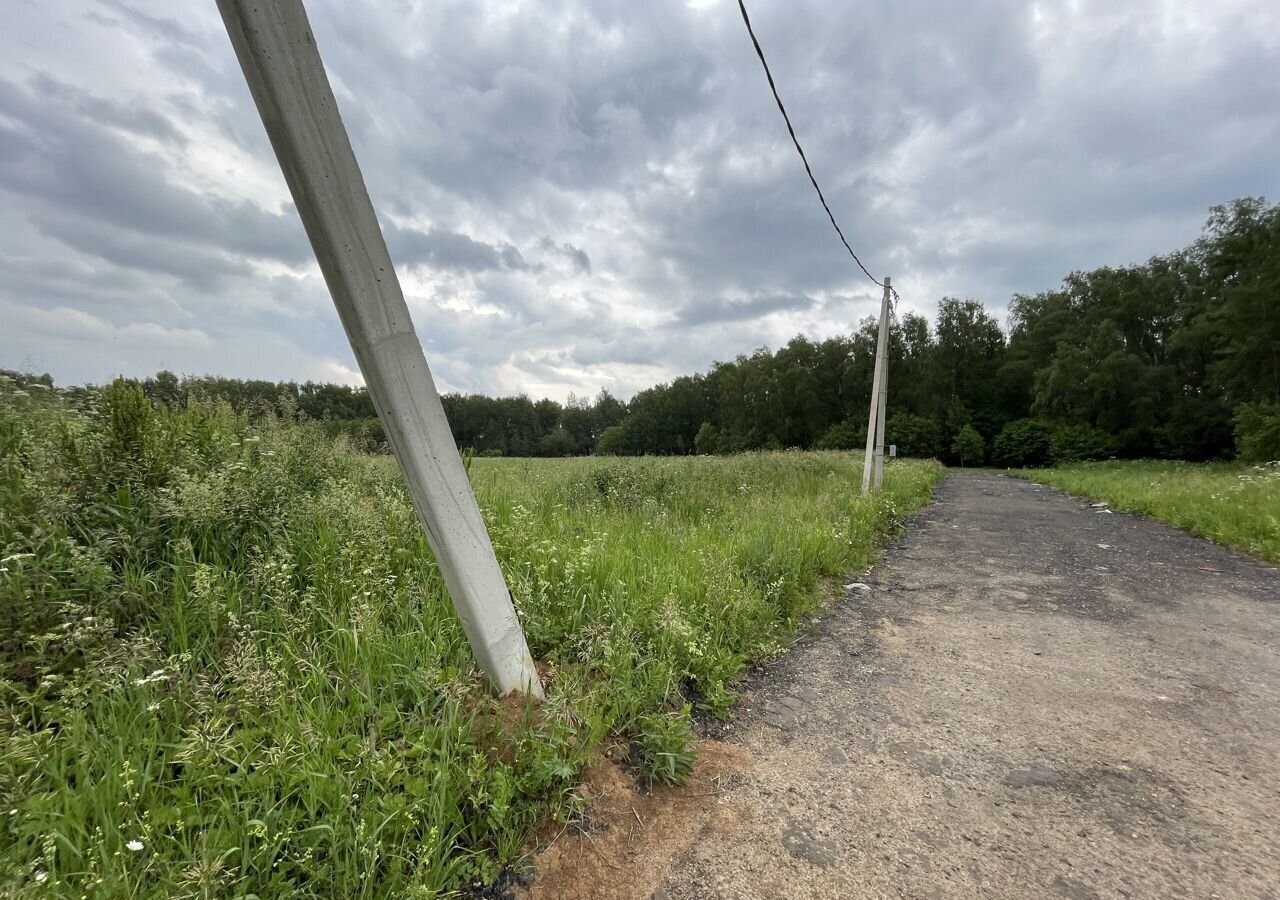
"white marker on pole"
216,0,542,697
861,276,891,495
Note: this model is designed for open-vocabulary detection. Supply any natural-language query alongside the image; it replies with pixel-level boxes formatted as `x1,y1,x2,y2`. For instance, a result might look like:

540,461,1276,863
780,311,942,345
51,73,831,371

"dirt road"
652,472,1280,899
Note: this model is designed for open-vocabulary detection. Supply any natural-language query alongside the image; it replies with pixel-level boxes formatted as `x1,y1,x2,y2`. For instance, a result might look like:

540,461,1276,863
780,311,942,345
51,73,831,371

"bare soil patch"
519,741,753,900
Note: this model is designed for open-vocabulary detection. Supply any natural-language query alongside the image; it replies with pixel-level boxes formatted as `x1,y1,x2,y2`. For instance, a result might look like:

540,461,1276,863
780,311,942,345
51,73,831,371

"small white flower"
126,839,144,852
34,871,48,884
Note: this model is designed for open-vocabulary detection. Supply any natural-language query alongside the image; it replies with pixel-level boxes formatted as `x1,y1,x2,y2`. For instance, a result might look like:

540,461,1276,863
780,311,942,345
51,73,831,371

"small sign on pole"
889,445,897,458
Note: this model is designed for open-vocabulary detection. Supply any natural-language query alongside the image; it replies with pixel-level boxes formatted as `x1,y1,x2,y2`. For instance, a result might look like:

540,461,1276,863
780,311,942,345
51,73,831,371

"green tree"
1198,198,1280,406
951,424,985,467
596,425,627,456
536,427,576,457
694,422,723,455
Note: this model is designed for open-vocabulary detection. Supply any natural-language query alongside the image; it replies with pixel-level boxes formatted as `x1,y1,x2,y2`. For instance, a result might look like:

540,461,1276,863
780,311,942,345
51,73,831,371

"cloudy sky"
2,0,1277,400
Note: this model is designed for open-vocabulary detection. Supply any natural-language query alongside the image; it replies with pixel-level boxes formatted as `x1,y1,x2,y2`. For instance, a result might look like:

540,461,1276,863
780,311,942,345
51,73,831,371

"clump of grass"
0,378,943,896
1025,460,1280,563
628,709,697,787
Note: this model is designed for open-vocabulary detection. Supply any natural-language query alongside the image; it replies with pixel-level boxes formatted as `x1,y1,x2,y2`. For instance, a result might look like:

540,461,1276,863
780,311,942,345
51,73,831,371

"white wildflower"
126,839,144,852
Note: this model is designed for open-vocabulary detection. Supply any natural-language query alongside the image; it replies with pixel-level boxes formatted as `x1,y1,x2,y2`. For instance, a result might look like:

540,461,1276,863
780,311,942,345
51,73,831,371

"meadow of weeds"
0,377,942,897
1029,460,1280,564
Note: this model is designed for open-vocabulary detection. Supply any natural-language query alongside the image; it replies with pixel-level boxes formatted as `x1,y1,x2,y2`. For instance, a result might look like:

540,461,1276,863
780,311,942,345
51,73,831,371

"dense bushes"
993,419,1052,467
814,421,863,451
1234,403,1280,462
887,413,943,459
1049,424,1114,463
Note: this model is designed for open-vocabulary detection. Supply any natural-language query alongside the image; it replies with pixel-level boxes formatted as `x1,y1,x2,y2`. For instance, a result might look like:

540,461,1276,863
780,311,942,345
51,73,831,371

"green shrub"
584,464,674,509
595,424,627,455
1234,402,1280,462
1050,424,1113,463
630,709,696,786
536,427,577,457
814,420,863,451
320,416,386,453
887,413,942,459
993,419,1052,467
694,421,723,455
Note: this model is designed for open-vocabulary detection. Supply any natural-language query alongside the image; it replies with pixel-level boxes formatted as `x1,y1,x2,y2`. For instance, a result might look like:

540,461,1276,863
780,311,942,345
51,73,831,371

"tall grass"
1028,460,1280,564
0,377,943,897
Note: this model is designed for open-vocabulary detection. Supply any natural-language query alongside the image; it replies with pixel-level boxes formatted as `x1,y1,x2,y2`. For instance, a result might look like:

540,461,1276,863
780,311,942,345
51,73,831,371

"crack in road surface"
654,472,1280,899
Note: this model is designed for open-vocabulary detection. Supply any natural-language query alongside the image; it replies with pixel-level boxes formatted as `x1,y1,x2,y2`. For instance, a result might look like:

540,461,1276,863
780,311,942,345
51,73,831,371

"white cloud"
312,358,364,387
3,301,211,347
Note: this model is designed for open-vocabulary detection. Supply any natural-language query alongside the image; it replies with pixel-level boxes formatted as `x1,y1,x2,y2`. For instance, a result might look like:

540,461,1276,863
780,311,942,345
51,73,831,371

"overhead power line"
736,0,899,305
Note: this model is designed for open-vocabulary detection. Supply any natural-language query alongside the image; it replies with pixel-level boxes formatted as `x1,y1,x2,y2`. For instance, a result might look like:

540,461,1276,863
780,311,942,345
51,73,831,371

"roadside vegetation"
1029,461,1280,564
0,378,943,897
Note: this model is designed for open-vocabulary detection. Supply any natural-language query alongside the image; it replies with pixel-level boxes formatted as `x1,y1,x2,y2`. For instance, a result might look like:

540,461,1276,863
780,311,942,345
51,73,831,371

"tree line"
599,196,1279,465
9,197,1277,465
1,369,630,459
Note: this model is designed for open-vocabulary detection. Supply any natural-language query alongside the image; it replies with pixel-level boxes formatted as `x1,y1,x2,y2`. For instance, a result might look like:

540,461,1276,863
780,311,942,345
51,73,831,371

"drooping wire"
736,0,900,305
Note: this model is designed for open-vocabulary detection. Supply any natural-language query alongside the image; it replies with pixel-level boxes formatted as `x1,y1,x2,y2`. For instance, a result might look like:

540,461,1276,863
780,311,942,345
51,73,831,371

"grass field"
0,380,943,897
1027,460,1280,564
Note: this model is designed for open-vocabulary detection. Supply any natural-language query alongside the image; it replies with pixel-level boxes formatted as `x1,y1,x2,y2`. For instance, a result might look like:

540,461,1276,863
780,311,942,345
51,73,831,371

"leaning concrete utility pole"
861,276,891,495
216,0,542,697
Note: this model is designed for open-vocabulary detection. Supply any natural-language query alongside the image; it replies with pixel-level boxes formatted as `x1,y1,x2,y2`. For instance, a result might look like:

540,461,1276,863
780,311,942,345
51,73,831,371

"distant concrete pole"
861,276,891,495
874,312,888,490
217,0,542,697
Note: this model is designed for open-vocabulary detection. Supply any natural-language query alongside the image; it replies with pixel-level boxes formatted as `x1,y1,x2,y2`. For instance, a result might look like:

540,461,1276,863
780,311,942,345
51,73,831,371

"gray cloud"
678,293,817,326
0,76,311,280
87,0,205,49
0,0,1277,400
538,238,591,275
386,224,533,274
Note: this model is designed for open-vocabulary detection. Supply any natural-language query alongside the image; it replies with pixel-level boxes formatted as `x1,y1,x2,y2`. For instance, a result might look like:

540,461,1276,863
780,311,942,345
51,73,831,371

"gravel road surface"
657,471,1280,899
